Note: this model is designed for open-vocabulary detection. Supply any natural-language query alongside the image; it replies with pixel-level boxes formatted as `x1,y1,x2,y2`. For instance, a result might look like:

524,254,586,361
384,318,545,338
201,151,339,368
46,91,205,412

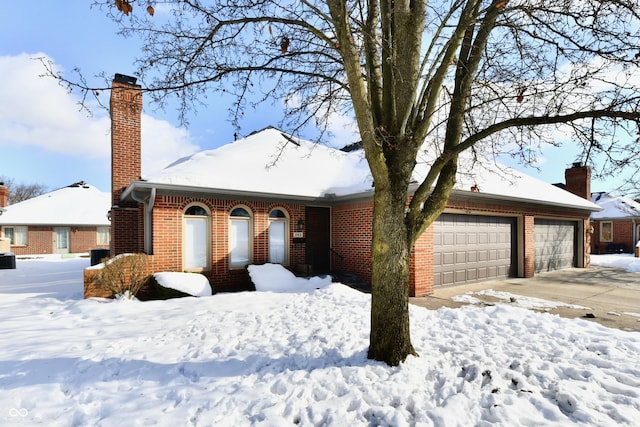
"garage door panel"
534,219,576,273
443,233,455,245
434,214,515,287
442,271,454,285
442,252,454,265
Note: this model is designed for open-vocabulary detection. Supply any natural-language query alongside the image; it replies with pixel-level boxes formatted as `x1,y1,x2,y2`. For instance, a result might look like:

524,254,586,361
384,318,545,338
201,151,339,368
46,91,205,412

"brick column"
0,183,8,207
523,215,535,277
110,74,143,255
410,226,434,296
565,163,591,200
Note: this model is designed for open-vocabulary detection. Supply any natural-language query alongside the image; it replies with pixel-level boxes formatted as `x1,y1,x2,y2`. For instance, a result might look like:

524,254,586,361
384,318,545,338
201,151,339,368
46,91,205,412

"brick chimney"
110,73,144,255
565,162,591,200
0,182,8,208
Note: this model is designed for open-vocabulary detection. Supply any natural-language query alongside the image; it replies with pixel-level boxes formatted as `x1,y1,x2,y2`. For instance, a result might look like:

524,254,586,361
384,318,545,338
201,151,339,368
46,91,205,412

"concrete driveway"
410,266,640,332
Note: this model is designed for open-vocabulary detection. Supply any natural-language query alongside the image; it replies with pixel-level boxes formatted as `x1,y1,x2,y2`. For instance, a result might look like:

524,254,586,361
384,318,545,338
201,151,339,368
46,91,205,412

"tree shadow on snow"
0,348,374,390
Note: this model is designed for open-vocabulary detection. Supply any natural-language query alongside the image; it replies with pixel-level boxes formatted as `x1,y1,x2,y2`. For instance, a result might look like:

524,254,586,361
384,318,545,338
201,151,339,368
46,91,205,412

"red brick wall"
5,226,109,256
0,185,8,208
110,76,143,255
410,227,433,297
523,215,535,278
331,200,373,283
591,220,635,254
150,195,306,292
565,165,591,200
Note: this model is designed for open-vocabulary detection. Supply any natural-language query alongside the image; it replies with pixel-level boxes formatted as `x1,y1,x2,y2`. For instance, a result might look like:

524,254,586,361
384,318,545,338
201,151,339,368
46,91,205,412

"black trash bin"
0,252,16,269
90,249,111,266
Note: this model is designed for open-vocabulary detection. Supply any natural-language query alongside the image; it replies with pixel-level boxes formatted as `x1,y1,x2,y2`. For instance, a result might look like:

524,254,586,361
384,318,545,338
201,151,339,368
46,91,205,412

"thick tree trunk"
367,186,417,366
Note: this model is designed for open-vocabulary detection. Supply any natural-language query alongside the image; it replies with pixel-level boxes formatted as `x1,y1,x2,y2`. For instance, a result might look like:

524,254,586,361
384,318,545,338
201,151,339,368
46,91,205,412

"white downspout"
131,187,156,254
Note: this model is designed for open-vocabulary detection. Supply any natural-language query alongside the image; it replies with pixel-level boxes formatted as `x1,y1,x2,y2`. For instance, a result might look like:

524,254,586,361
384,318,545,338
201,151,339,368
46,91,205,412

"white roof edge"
446,188,602,212
124,180,600,212
592,216,640,221
123,181,335,204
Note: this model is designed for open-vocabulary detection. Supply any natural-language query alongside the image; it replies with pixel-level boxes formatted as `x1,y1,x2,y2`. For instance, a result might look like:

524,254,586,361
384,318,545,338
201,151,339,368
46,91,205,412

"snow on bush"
247,263,332,292
153,272,212,297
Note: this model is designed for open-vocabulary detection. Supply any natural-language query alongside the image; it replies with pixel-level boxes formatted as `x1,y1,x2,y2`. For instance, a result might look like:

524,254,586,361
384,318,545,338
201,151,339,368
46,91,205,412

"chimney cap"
571,161,583,168
114,73,138,85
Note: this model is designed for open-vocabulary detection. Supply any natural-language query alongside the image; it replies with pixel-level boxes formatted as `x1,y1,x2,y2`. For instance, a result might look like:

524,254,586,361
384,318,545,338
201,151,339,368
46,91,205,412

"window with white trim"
183,204,211,271
229,206,252,268
600,221,613,242
268,208,289,265
97,227,111,245
3,226,27,246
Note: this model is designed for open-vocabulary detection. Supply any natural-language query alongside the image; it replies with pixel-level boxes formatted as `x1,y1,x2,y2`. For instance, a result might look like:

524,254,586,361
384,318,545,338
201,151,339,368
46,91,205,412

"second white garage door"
433,214,516,287
534,219,577,273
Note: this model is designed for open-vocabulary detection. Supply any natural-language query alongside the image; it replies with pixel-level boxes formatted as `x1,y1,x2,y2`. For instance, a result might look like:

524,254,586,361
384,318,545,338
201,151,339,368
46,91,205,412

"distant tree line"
0,176,47,205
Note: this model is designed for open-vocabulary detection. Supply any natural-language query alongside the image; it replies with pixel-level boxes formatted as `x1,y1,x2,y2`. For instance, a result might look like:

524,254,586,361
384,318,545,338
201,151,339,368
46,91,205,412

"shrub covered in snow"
96,253,149,299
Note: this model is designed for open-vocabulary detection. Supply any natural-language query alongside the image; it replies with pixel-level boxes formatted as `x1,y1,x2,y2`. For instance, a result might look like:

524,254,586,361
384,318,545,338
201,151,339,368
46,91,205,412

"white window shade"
185,217,207,269
269,220,286,264
230,219,250,267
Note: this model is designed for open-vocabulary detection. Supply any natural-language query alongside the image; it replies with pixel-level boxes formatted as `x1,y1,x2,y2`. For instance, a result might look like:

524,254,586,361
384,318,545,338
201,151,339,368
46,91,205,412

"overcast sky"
0,1,626,195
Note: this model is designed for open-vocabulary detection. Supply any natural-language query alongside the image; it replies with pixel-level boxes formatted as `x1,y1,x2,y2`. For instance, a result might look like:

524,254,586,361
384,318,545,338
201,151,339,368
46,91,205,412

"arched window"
268,208,289,265
229,206,252,268
183,203,210,271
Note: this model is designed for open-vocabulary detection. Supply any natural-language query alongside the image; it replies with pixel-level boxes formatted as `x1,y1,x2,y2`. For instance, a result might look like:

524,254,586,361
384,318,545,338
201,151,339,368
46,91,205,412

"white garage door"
433,214,516,287
534,219,576,273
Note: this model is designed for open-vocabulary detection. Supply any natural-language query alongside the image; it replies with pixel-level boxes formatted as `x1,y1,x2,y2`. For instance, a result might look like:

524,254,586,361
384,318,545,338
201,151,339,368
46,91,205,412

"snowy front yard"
0,256,639,426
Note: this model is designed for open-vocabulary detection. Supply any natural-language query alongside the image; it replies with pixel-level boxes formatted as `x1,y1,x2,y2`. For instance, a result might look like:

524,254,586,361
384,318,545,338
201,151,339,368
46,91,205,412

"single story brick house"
0,181,111,255
589,192,640,254
95,74,600,298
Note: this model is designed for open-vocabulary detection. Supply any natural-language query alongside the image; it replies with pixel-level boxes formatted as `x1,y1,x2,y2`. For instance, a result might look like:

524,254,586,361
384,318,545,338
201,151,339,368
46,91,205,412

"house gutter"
129,186,156,254
121,180,601,213
441,187,603,213
121,181,339,204
331,183,602,213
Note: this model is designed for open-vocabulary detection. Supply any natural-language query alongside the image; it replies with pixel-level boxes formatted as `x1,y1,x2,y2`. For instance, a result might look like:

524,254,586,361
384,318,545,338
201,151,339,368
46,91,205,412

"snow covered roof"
131,127,599,211
0,182,111,226
141,127,371,199
590,192,640,220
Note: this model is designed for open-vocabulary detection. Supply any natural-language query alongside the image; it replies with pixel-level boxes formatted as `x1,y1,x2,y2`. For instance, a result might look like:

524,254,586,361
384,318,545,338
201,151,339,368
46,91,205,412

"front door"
53,227,70,254
305,207,331,275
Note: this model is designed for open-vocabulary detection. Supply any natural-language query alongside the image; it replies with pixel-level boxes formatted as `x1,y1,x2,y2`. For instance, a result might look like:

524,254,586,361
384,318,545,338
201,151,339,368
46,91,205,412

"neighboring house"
590,192,640,254
0,182,111,255
93,74,601,298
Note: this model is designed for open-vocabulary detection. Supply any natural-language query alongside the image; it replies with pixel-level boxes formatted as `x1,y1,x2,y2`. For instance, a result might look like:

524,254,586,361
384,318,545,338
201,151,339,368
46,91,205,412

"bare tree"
0,176,48,205
53,0,640,365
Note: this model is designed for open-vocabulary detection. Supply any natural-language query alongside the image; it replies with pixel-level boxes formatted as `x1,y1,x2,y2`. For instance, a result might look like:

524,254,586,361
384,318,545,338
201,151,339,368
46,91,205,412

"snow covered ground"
590,252,640,273
0,254,639,426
